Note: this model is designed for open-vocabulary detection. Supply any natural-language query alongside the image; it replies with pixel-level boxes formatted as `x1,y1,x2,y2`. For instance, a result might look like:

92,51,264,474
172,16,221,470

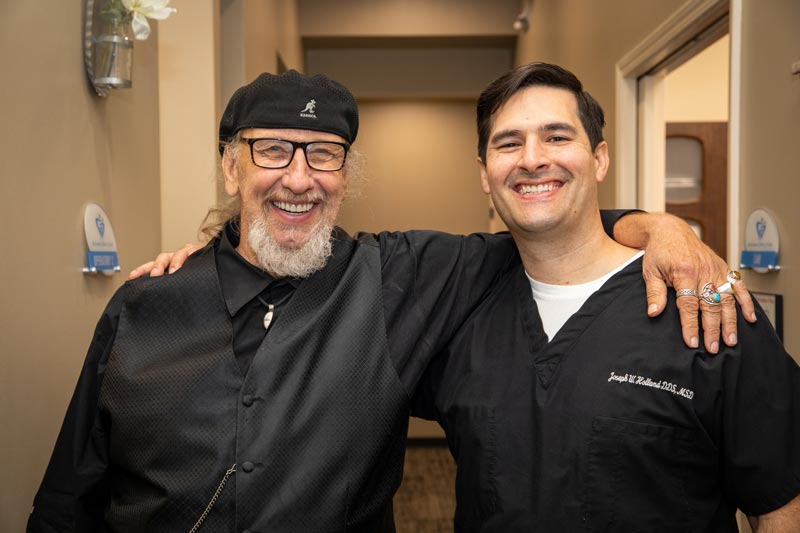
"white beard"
246,216,334,278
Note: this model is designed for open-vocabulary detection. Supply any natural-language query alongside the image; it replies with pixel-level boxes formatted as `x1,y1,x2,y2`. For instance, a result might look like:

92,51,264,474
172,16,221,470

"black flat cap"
218,70,359,153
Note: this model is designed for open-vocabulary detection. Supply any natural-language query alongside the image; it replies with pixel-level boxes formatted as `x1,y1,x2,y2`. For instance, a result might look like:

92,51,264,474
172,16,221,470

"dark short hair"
476,62,605,161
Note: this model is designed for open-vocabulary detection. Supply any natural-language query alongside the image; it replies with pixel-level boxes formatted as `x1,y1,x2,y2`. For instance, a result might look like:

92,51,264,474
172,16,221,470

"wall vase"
93,21,133,90
83,0,135,96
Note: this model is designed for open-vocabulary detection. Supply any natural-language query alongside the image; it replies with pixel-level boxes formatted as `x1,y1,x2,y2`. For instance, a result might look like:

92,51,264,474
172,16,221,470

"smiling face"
479,85,609,242
223,127,348,275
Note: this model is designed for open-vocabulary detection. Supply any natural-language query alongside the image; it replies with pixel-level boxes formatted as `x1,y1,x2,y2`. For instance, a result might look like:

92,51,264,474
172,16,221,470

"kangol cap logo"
300,99,317,119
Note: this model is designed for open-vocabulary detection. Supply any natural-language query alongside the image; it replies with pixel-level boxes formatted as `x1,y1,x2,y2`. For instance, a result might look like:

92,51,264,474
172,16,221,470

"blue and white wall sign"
83,203,120,276
741,208,780,273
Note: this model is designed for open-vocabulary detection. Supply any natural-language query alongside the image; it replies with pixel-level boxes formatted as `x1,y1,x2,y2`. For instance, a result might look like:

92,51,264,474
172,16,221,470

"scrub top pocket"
582,416,700,532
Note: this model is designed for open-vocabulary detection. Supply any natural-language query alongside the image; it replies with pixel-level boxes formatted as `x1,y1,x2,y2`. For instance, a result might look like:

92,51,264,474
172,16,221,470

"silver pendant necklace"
263,304,275,330
257,290,293,332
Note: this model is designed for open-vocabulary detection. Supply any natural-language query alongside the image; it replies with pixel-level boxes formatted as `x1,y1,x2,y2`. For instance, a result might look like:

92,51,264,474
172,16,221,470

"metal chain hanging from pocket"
188,463,237,533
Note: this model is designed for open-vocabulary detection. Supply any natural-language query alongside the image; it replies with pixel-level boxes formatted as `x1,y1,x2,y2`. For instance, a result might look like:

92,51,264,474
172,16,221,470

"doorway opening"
615,0,742,266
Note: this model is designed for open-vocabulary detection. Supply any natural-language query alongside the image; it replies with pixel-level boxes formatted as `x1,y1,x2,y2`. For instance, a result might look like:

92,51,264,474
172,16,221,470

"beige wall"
221,0,303,106
306,47,513,100
338,100,488,235
515,0,686,208
0,3,163,531
220,0,246,103
739,0,799,357
159,0,221,250
243,0,303,79
664,35,729,123
299,0,519,37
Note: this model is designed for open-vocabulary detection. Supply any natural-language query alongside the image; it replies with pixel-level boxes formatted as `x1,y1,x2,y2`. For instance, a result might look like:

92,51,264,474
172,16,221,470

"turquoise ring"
701,282,721,305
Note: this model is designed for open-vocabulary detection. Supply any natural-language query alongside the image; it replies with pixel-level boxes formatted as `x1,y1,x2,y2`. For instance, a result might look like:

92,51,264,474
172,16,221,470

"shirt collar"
216,222,300,316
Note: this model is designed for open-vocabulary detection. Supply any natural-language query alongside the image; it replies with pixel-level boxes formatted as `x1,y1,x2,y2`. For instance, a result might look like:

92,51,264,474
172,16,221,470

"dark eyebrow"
541,122,578,135
490,123,579,145
489,129,522,145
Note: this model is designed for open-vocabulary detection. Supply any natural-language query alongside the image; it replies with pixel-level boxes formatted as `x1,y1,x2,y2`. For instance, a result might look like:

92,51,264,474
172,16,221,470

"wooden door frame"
614,0,742,266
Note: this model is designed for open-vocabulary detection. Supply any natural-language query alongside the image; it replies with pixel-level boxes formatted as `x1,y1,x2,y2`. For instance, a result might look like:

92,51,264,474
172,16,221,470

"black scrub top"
413,258,800,532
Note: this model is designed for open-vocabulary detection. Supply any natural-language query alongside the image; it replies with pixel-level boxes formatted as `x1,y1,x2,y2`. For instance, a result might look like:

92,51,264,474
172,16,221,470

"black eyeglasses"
241,138,349,171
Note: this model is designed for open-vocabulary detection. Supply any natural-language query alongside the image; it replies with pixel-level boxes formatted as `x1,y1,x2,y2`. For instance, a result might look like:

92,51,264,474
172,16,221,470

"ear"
478,156,491,195
222,149,241,197
593,141,610,183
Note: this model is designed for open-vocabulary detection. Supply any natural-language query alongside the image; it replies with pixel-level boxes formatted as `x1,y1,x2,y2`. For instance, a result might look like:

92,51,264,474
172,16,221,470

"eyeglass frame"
240,137,350,172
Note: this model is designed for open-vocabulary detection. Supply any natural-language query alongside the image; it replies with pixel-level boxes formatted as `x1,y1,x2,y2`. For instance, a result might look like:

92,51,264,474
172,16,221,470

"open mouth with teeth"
271,200,316,214
516,182,563,195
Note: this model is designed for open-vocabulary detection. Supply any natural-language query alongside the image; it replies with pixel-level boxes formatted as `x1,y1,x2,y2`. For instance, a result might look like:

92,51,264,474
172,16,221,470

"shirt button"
242,394,254,407
241,461,255,473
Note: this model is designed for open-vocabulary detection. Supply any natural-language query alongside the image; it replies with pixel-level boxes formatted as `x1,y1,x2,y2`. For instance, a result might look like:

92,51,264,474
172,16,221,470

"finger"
719,293,738,346
732,279,756,323
643,271,668,317
148,253,174,278
128,261,155,280
167,244,193,273
686,258,719,352
674,290,700,349
169,243,203,273
698,297,721,354
168,256,183,274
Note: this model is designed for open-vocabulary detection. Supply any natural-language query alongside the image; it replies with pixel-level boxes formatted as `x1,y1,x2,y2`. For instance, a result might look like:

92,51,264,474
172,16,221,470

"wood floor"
393,441,457,532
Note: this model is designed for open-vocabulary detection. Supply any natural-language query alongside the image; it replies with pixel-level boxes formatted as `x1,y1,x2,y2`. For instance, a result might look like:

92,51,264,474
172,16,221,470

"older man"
29,70,751,532
413,62,799,531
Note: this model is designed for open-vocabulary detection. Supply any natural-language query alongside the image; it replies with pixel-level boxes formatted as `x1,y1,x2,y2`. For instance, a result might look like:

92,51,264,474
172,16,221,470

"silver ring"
701,282,721,305
676,288,698,298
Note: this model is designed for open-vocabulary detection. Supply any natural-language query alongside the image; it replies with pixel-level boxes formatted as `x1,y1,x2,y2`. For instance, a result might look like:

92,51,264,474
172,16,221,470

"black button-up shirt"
216,224,299,373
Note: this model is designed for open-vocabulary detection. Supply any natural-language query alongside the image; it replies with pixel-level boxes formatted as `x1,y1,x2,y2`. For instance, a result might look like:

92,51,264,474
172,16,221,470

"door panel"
665,122,727,258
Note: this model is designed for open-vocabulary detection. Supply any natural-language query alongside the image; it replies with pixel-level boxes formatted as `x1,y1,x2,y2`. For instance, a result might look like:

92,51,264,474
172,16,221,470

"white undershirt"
526,251,644,341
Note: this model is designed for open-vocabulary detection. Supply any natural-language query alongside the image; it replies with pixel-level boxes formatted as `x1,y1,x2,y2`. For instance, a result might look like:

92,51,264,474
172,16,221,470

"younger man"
413,62,800,531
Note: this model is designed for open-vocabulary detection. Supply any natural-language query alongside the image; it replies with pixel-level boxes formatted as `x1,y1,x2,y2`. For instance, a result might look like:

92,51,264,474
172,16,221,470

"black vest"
99,233,408,532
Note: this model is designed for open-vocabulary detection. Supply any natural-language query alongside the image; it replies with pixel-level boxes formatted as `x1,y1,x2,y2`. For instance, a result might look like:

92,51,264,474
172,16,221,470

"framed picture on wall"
752,292,783,342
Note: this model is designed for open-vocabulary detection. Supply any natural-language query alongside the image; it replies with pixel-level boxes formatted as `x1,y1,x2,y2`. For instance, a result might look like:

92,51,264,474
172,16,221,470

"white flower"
121,0,177,40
